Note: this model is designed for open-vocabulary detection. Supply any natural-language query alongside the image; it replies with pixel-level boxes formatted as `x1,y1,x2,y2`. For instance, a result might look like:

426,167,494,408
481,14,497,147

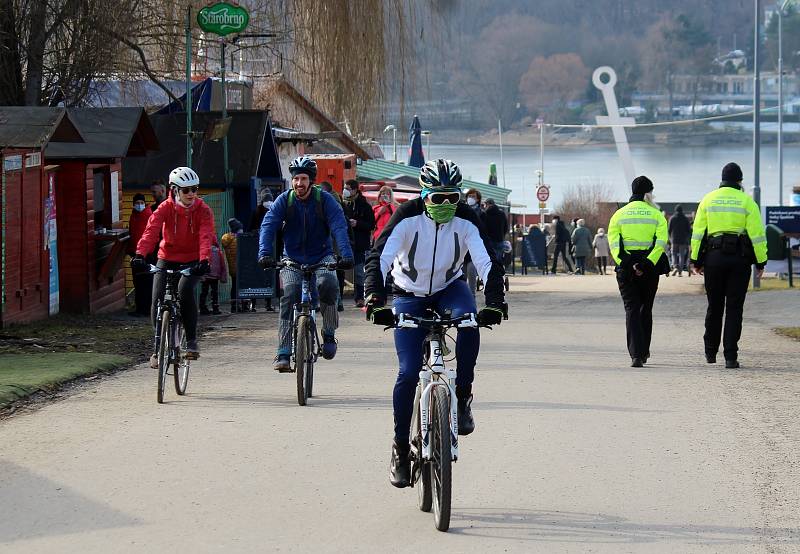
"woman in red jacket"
371,185,397,242
132,167,216,364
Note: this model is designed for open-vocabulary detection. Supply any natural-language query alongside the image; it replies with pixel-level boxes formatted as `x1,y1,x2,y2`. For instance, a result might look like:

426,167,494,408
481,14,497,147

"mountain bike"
393,310,483,532
151,264,193,404
275,258,339,406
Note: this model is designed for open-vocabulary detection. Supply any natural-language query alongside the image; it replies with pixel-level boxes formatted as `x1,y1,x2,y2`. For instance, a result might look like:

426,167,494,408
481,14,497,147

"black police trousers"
616,268,659,360
702,248,751,362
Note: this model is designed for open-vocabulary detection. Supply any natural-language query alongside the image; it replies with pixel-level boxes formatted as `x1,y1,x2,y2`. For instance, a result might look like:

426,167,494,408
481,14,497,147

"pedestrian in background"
343,179,375,308
690,162,767,369
481,198,508,262
372,185,398,242
221,218,246,313
321,181,349,311
127,193,153,316
200,236,227,315
248,188,277,311
550,215,575,274
571,218,593,275
668,204,691,276
593,227,611,275
463,188,484,295
149,179,166,212
608,176,669,367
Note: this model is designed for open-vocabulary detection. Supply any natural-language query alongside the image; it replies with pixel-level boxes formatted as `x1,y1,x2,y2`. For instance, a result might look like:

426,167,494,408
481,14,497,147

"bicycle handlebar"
148,264,193,276
394,312,480,330
271,258,339,272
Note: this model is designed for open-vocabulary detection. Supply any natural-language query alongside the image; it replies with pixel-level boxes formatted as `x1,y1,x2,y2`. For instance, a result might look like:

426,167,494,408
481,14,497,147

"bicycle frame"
398,312,479,464
291,269,320,364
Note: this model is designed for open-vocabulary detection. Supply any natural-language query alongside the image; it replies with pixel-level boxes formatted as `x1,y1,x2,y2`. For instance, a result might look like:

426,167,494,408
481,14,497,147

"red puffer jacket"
136,195,216,263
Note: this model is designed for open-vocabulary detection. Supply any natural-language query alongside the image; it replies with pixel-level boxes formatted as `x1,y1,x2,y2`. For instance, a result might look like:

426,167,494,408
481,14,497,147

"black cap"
133,193,146,202
228,218,243,233
631,176,654,195
721,162,743,183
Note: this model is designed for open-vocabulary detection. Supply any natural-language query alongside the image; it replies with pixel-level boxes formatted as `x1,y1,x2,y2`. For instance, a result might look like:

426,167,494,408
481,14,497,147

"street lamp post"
383,124,397,162
778,0,792,206
754,0,763,288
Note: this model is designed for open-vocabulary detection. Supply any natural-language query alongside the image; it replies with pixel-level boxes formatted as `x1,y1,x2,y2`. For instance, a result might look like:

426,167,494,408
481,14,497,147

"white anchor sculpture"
593,66,637,185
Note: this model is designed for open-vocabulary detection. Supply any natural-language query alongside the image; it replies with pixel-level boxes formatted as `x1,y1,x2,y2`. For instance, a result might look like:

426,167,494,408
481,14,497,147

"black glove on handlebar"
365,294,394,325
258,255,275,269
477,302,508,326
191,259,211,276
130,254,147,271
337,256,354,270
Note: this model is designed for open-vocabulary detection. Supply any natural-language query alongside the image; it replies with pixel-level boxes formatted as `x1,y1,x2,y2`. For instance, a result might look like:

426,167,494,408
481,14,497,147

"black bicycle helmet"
288,156,317,181
419,158,462,191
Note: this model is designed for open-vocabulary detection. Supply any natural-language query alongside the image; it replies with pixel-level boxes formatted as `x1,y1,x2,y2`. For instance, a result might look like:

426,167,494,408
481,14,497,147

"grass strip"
0,352,129,407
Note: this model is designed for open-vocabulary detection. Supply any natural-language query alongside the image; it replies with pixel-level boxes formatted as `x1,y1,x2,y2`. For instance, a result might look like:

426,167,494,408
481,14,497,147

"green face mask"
425,202,457,224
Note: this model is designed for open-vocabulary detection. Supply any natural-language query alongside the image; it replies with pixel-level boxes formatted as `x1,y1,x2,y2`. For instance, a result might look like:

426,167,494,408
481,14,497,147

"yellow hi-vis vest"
607,201,668,266
690,185,767,264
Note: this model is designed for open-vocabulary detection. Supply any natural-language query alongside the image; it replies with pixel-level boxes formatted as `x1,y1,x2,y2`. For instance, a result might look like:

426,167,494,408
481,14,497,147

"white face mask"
467,197,477,206
133,203,146,212
263,201,273,209
380,195,390,203
342,188,352,199
644,192,660,209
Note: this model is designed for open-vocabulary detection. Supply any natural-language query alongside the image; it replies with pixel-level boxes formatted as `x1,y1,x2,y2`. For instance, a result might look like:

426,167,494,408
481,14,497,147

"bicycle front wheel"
431,385,452,532
295,315,311,406
157,310,171,404
412,385,432,512
173,320,190,396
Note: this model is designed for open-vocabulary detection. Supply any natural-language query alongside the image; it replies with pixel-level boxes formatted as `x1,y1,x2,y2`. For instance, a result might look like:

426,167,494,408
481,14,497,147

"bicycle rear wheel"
295,315,311,406
173,320,190,395
157,310,171,404
306,323,316,398
412,385,432,512
431,385,452,532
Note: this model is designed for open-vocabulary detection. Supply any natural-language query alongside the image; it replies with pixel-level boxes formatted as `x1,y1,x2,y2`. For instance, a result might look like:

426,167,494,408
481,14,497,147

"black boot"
389,440,411,488
456,385,475,436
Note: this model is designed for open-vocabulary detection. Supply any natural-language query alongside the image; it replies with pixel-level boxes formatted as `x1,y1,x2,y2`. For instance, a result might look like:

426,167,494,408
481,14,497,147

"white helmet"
168,167,200,188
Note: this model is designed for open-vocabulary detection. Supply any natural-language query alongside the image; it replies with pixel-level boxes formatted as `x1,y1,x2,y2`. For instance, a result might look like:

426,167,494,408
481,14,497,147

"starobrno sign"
197,2,250,37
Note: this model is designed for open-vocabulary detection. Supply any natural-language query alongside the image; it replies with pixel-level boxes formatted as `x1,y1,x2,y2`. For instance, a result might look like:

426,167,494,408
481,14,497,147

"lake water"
429,143,799,212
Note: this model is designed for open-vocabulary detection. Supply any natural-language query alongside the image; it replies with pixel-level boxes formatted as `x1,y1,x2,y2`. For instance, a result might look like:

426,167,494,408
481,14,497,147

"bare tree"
555,183,616,233
519,53,589,119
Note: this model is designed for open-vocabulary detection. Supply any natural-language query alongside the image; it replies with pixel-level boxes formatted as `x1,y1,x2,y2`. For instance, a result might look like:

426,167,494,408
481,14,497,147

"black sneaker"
725,359,740,369
185,340,199,360
273,354,291,372
457,394,475,436
631,358,643,368
199,306,211,315
705,353,716,364
389,440,411,488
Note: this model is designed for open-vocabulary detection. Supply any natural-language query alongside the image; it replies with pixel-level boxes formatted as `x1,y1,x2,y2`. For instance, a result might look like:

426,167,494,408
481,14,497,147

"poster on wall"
45,173,59,314
110,171,120,223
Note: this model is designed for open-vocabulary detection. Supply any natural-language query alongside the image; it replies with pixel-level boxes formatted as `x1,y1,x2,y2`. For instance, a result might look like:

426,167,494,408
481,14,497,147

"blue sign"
766,206,800,234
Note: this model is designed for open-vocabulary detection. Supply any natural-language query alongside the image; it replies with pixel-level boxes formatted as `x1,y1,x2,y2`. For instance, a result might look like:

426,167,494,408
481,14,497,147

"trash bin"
766,224,787,260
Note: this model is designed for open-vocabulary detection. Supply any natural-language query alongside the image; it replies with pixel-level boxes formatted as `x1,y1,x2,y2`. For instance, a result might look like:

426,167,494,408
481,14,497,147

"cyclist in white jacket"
364,159,508,488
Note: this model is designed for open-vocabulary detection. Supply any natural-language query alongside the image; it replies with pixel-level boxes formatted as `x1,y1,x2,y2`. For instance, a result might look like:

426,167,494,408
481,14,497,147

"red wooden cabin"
45,108,158,314
0,108,84,326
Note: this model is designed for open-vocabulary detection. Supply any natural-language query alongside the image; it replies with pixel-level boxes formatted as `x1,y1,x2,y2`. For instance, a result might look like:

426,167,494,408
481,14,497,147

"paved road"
1,275,798,553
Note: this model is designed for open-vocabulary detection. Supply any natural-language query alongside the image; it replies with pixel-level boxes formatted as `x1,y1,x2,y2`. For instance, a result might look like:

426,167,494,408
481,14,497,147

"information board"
766,206,800,234
236,232,275,298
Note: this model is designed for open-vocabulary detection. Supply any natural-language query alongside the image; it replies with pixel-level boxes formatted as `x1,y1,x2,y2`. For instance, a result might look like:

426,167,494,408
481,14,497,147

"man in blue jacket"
258,156,354,371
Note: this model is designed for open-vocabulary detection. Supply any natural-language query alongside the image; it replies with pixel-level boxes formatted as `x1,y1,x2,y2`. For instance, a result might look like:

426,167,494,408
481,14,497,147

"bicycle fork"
418,337,459,462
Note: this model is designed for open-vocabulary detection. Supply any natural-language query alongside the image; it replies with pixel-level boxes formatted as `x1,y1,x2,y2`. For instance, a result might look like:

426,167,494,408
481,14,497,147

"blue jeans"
392,279,479,444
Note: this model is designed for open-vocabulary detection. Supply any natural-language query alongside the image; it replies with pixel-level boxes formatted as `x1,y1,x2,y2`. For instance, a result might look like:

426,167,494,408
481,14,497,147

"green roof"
357,159,511,207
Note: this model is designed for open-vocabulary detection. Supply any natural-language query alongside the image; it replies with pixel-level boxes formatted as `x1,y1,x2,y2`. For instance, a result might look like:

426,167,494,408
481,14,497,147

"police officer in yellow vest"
690,162,767,369
608,176,670,368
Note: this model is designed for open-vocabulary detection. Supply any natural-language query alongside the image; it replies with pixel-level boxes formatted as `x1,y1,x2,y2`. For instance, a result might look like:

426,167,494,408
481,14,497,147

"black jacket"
344,194,376,252
668,212,691,245
554,220,571,244
482,205,509,243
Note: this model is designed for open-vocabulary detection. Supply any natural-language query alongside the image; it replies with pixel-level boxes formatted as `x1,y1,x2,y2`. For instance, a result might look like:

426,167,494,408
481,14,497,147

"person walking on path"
482,197,508,263
220,218,247,313
550,215,575,274
372,185,398,242
149,179,166,212
571,219,593,275
463,188,484,295
593,227,611,275
343,179,375,308
668,204,692,276
127,193,153,316
321,181,349,312
608,176,669,367
690,162,767,369
199,236,227,315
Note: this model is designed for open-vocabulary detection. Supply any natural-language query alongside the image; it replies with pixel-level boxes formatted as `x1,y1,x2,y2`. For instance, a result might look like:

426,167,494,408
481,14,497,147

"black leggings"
151,259,200,341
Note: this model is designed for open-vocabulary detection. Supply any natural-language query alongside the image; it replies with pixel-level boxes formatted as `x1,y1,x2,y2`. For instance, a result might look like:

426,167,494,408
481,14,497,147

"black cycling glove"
478,302,508,326
258,255,275,269
191,260,211,276
338,257,354,270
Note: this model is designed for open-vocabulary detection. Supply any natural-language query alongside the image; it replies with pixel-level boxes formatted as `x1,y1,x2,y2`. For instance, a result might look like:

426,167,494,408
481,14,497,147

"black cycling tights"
151,259,200,341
